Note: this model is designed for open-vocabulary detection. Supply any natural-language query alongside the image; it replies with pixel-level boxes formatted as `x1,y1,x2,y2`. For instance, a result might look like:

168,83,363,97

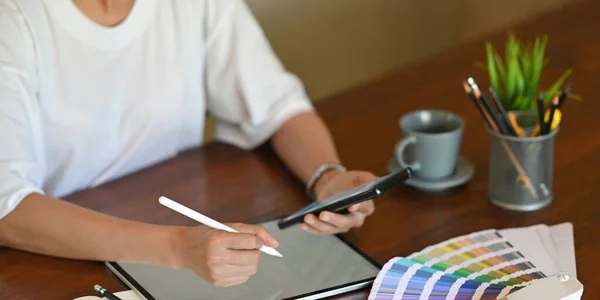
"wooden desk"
1,0,599,299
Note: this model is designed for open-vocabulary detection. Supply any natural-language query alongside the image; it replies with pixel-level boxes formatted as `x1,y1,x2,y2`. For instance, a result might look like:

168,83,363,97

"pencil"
94,285,123,300
463,82,494,129
463,79,539,200
466,77,509,135
489,87,518,136
507,112,525,137
483,93,510,134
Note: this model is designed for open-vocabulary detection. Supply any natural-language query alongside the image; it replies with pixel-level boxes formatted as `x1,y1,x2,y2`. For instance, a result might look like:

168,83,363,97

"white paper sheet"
73,290,142,300
498,225,560,276
549,222,577,278
533,225,562,270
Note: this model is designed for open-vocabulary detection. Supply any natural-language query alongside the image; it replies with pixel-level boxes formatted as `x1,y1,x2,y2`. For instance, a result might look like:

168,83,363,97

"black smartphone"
277,167,412,229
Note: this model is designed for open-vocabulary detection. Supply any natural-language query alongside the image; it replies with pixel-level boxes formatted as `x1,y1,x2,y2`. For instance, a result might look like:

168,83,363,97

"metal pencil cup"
487,112,558,211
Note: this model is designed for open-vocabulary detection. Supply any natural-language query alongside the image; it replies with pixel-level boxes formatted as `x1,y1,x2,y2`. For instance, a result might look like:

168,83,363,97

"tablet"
106,219,381,300
277,167,412,229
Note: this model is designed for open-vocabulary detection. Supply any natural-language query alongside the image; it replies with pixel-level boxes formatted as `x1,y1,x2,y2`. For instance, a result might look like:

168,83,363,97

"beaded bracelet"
305,162,347,199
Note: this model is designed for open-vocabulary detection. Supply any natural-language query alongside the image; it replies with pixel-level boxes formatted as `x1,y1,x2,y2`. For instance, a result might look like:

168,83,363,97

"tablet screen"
108,220,380,300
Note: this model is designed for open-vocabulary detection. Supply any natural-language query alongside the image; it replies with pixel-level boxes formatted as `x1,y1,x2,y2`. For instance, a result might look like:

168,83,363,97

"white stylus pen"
158,196,283,258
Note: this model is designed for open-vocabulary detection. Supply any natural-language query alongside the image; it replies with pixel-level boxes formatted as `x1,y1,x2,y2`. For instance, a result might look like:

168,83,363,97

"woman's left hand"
301,170,378,234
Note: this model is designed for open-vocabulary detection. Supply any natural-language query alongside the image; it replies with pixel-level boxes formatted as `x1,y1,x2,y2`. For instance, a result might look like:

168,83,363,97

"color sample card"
368,223,576,300
370,258,523,300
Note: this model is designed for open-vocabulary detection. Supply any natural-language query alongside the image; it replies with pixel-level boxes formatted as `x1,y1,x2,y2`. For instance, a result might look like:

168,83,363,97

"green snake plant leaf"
493,49,506,104
519,47,532,102
514,95,529,111
513,46,526,107
529,35,548,105
486,42,500,103
567,93,582,101
493,49,506,83
505,35,520,108
526,40,533,54
543,68,573,103
474,61,488,71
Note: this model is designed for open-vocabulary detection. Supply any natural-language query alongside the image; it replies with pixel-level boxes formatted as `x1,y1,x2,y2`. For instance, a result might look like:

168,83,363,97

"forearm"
0,193,176,266
270,112,342,195
271,112,377,235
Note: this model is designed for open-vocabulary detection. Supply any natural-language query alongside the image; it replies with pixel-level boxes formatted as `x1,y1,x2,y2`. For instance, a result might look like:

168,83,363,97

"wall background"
205,0,577,141
245,0,577,100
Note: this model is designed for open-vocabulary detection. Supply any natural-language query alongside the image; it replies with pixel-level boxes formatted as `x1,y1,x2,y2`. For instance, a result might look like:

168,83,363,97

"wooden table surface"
2,0,599,299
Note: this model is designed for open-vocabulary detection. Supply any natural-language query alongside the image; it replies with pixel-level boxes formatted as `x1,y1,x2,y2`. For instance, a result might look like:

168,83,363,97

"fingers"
319,211,352,229
205,230,261,266
301,201,374,234
213,276,250,288
300,223,323,235
203,230,262,286
229,223,279,247
348,200,375,215
222,249,261,266
302,213,340,234
209,264,258,279
207,230,263,250
179,225,272,288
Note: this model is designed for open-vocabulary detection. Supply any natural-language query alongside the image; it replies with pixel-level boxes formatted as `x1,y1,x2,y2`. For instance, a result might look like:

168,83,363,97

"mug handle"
395,136,421,171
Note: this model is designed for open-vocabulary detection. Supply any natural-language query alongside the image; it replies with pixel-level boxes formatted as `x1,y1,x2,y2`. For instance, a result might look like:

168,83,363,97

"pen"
536,92,546,135
158,196,283,258
545,95,560,134
557,82,571,109
548,109,562,132
94,285,123,300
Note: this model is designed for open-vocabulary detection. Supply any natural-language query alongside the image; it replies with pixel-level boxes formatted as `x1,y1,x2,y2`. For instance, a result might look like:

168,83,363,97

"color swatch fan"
368,223,578,300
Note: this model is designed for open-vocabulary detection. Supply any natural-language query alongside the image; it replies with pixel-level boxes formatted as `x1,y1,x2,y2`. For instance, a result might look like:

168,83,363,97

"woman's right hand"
167,223,280,287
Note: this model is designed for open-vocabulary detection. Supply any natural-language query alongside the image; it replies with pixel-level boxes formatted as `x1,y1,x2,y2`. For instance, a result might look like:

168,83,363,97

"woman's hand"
169,223,279,287
302,170,377,234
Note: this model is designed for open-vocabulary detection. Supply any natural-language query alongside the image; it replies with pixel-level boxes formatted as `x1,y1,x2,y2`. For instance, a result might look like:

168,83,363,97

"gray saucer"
387,156,475,192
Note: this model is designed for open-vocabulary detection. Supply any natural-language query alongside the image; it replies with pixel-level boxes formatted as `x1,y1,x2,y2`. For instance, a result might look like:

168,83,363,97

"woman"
0,0,377,287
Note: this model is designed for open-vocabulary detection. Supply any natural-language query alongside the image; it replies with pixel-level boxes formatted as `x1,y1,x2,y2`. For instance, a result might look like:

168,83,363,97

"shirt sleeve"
203,0,314,150
0,1,45,220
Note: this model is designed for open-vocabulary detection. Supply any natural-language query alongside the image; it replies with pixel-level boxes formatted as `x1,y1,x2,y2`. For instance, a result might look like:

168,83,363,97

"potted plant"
476,33,580,112
473,33,580,212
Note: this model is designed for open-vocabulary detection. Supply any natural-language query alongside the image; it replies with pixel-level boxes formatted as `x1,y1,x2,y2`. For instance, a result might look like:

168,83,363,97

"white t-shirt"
0,0,314,219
